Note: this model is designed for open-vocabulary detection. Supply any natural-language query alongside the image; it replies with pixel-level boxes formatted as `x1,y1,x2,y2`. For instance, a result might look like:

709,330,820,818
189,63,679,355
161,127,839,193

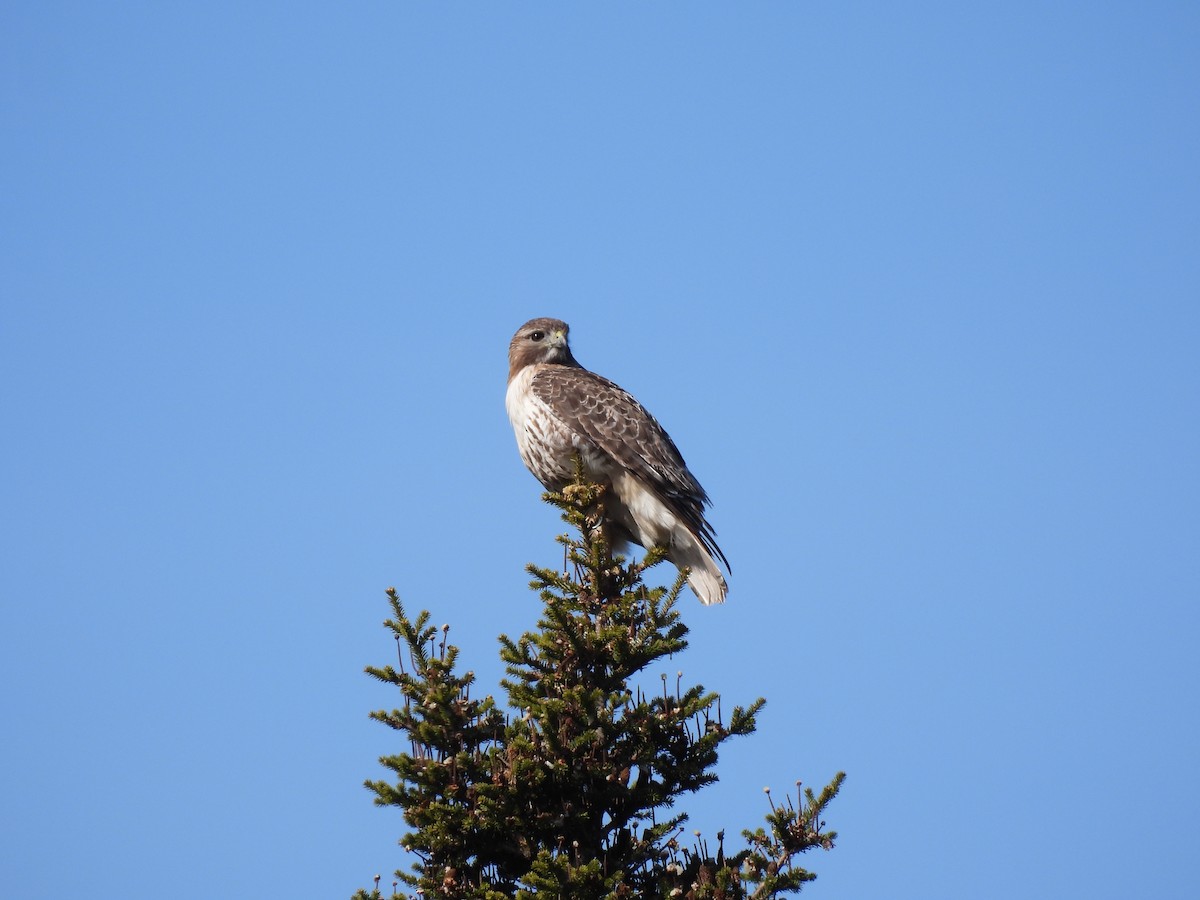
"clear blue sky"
3,4,1197,898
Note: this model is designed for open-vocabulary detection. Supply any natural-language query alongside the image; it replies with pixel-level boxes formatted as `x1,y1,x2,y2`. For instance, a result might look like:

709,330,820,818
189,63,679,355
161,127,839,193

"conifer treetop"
353,469,843,899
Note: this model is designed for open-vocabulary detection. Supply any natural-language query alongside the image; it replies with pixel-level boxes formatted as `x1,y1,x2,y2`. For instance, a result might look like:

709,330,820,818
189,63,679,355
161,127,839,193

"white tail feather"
670,529,728,606
611,470,728,605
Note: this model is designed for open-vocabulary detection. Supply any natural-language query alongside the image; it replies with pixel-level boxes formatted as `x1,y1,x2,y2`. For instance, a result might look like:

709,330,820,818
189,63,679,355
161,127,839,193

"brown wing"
531,365,729,570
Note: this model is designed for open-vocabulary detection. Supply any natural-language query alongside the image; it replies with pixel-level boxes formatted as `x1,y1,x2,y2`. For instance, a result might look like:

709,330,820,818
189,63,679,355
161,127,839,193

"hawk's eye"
530,331,545,342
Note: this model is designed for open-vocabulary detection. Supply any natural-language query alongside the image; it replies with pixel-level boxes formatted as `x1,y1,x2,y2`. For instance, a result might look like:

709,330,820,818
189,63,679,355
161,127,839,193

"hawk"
505,317,729,605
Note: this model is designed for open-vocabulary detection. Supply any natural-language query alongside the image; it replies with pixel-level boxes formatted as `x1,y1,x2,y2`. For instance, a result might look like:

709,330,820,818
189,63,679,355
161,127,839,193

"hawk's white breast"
506,365,594,489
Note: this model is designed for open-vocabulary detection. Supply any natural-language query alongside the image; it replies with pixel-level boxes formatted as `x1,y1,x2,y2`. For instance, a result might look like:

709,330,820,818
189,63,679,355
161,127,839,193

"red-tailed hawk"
506,317,729,605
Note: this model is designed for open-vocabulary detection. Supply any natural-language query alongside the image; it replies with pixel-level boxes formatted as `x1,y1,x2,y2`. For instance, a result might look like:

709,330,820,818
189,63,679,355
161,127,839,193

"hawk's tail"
672,530,728,606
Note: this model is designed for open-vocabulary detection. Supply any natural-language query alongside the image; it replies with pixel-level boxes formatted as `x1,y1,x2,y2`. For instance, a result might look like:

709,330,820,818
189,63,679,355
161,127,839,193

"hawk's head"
508,317,580,380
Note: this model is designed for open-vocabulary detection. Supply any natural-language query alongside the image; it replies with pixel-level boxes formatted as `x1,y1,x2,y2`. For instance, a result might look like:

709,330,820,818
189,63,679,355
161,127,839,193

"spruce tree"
353,468,843,899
